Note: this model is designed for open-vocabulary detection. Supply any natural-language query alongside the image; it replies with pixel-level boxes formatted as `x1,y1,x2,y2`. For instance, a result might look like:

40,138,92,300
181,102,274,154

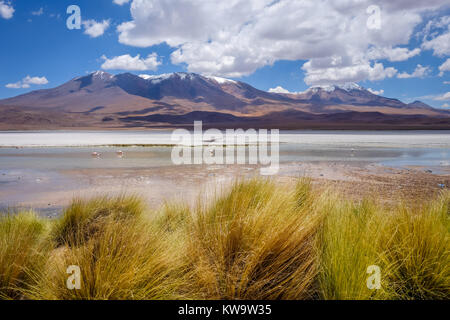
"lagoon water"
0,130,449,170
0,130,449,212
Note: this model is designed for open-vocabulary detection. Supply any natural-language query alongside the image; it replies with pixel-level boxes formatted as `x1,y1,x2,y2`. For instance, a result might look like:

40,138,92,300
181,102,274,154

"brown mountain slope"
0,71,449,130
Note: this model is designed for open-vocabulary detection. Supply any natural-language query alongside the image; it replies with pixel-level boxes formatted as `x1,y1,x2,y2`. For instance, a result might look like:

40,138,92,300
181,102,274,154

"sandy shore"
1,161,448,217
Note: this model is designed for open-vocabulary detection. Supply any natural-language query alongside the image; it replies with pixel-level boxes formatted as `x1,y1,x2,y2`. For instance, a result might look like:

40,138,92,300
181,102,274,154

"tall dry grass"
317,191,450,300
0,213,50,299
317,197,390,300
0,179,448,300
51,195,144,247
26,196,184,300
183,178,322,299
381,193,450,299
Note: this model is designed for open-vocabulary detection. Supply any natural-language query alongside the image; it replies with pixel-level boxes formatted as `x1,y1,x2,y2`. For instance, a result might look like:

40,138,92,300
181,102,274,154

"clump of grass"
183,179,323,299
294,177,313,209
317,191,450,300
317,197,388,300
51,195,144,247
28,196,183,300
29,219,182,300
1,179,449,300
0,213,50,299
155,202,191,233
382,191,450,299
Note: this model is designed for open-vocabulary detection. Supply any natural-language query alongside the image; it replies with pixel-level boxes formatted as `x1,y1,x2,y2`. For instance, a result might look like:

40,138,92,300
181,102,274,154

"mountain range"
1,71,449,130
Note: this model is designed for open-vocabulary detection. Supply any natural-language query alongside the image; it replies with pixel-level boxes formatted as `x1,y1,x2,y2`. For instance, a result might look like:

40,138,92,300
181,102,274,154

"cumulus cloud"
418,15,450,39
422,31,450,57
439,58,450,76
302,60,397,86
82,19,111,38
113,0,131,5
442,103,450,108
114,0,448,84
0,1,14,19
101,53,161,71
434,92,450,101
397,64,432,79
268,86,291,94
421,15,450,57
367,88,385,95
367,47,421,62
6,76,49,89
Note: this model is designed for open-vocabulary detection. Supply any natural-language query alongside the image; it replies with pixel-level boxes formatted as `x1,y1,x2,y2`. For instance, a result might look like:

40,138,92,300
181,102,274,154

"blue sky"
1,0,450,108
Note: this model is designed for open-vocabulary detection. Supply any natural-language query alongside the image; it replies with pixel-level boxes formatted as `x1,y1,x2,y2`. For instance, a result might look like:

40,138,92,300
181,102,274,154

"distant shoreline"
1,125,450,132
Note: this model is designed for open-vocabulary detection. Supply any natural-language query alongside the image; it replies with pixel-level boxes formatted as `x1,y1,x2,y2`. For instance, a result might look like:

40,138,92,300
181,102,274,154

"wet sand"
1,161,448,217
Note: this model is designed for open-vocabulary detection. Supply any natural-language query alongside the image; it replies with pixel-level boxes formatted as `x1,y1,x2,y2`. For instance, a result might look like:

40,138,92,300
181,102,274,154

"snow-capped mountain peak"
204,75,237,84
91,71,114,80
138,73,173,83
309,83,363,93
138,72,198,83
138,73,237,85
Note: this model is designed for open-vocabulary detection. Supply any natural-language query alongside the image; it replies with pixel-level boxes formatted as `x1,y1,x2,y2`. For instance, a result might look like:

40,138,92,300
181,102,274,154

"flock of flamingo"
91,150,124,158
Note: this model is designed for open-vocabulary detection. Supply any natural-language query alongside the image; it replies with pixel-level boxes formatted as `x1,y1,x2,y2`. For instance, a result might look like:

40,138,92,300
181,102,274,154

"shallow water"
0,130,449,211
0,130,449,170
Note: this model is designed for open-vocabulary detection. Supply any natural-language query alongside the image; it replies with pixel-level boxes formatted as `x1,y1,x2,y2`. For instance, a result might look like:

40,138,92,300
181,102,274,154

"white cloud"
421,15,450,57
101,53,161,71
268,86,291,94
115,0,448,84
439,58,450,76
434,92,450,101
397,64,432,79
302,61,397,86
444,81,450,85
442,103,450,108
23,76,49,85
0,1,14,19
6,82,27,89
422,31,450,57
418,15,450,40
82,19,110,38
6,76,49,89
31,7,44,16
113,0,131,5
367,88,385,95
367,47,421,62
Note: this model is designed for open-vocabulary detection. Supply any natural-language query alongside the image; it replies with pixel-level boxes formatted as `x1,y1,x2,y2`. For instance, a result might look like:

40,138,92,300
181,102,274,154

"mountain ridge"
0,71,449,130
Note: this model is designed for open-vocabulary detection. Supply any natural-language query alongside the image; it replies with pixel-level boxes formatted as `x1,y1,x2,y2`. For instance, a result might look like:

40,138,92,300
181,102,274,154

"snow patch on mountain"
138,73,237,85
138,72,198,83
268,83,367,95
309,83,364,93
138,73,174,83
92,71,114,80
204,76,237,84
